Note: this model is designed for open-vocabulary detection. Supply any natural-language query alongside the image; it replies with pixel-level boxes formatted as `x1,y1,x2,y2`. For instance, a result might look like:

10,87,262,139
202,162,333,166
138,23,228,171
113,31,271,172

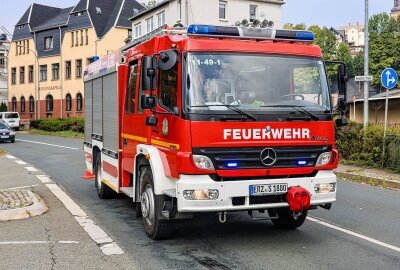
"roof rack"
121,24,187,53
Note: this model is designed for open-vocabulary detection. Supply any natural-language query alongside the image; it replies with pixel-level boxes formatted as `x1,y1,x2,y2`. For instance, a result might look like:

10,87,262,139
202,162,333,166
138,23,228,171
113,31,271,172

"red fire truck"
83,24,348,239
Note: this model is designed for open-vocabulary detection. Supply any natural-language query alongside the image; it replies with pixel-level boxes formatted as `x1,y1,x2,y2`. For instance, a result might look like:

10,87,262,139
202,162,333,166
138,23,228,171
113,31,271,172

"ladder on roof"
121,24,187,53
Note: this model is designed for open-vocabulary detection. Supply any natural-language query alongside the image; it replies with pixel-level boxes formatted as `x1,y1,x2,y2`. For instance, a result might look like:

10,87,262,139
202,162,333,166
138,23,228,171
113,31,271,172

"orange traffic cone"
81,170,95,179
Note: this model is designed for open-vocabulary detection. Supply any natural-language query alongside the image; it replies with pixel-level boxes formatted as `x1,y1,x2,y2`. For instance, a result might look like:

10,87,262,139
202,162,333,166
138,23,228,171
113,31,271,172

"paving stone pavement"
0,190,34,210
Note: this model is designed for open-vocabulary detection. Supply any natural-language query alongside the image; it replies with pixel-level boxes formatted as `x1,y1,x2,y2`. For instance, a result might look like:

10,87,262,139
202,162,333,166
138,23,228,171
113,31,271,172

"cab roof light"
187,24,314,42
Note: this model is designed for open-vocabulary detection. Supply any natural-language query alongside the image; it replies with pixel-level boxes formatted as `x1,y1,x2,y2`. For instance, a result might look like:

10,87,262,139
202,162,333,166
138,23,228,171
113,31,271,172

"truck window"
158,67,178,111
125,63,138,114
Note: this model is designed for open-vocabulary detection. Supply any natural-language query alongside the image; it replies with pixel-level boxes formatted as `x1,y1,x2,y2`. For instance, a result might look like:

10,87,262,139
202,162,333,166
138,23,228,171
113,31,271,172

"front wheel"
94,154,116,199
140,166,173,240
269,208,308,229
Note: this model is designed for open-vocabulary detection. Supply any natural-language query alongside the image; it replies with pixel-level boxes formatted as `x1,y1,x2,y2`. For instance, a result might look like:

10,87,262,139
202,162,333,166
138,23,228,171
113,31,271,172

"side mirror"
141,56,157,90
338,98,347,112
338,63,347,96
158,50,178,71
335,116,348,127
140,94,156,110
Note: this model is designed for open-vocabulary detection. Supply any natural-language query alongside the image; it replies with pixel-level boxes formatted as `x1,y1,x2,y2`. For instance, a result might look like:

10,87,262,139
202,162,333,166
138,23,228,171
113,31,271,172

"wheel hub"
141,185,155,226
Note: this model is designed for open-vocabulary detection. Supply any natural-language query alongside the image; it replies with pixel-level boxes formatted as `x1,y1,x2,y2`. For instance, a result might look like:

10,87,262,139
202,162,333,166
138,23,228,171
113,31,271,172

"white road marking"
36,175,53,183
0,241,79,245
5,184,39,190
308,217,400,253
45,183,124,255
15,160,27,165
5,154,16,159
16,139,79,150
25,166,38,172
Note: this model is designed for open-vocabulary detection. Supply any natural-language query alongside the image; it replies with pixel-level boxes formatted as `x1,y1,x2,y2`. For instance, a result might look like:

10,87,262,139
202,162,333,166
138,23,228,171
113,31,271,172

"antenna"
0,26,12,39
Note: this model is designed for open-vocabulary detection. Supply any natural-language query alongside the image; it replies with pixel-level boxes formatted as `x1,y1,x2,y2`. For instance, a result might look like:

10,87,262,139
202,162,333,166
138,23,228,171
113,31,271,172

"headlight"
9,131,15,135
192,155,214,170
316,152,332,166
314,183,336,193
183,189,219,200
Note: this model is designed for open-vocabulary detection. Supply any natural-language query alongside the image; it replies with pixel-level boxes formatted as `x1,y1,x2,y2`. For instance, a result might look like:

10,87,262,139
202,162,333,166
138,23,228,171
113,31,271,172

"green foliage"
336,121,400,171
0,102,7,112
313,27,337,60
352,52,364,77
30,118,84,133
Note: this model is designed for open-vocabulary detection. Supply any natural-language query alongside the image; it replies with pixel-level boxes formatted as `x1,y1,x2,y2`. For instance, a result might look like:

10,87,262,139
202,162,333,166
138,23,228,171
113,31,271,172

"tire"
139,166,173,240
94,154,116,199
269,208,308,229
10,139,15,143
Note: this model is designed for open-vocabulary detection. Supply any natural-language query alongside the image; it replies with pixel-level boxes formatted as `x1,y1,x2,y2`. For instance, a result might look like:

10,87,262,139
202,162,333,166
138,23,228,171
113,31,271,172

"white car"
0,112,20,131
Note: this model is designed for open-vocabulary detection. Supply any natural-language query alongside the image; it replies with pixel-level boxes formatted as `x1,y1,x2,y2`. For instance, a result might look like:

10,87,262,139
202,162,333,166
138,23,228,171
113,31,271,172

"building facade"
0,35,10,105
8,0,144,119
130,0,285,38
338,23,365,55
392,0,400,19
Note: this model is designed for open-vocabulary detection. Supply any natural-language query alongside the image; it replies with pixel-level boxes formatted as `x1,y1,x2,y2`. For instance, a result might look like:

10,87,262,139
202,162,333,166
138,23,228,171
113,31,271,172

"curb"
335,171,400,191
0,190,48,221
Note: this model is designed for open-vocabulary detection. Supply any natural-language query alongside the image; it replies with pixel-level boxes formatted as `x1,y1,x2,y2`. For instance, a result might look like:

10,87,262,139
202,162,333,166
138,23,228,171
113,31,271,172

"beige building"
130,0,285,38
8,0,144,119
339,23,365,55
392,0,400,19
350,90,400,126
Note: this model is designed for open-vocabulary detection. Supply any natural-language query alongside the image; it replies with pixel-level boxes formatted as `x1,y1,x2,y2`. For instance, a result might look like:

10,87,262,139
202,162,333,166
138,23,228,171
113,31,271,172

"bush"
30,118,84,133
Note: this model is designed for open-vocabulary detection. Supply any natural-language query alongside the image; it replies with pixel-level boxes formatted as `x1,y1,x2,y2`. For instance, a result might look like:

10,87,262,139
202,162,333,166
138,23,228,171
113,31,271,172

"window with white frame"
44,36,53,50
146,17,153,33
157,11,165,27
135,23,142,37
219,2,227,20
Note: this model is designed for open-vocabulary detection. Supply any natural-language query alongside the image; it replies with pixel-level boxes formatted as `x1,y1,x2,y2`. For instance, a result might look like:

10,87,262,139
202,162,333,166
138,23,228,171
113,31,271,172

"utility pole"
363,0,369,127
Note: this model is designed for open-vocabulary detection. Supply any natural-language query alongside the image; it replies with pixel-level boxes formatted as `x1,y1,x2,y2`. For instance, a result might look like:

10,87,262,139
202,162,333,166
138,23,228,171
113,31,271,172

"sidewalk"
0,153,135,270
335,163,400,190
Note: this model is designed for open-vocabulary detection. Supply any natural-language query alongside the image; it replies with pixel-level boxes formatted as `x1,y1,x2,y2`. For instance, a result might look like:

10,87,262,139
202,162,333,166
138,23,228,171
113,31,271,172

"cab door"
121,58,148,185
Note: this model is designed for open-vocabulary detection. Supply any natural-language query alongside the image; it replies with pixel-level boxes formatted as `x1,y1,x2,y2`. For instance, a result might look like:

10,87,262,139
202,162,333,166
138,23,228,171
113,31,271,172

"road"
1,133,400,270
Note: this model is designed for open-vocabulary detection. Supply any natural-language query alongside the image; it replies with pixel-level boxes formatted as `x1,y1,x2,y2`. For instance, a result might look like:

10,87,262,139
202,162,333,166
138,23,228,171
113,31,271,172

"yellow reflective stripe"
102,179,118,192
151,139,180,150
121,133,180,150
121,133,147,143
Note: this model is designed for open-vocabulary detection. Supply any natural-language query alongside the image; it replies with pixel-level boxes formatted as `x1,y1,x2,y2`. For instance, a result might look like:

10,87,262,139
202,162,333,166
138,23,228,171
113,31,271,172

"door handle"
123,137,128,147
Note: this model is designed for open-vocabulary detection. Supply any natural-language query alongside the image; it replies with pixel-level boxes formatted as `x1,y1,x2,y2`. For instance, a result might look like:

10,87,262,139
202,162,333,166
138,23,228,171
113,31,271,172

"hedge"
30,118,84,133
336,121,400,172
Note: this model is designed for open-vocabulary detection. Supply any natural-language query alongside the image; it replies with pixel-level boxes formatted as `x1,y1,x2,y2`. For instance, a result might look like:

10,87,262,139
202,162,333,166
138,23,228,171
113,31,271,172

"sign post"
380,68,398,163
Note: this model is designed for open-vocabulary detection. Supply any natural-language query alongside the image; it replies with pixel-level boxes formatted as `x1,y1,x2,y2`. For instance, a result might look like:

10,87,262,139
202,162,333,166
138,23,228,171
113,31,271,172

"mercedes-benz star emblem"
260,148,277,166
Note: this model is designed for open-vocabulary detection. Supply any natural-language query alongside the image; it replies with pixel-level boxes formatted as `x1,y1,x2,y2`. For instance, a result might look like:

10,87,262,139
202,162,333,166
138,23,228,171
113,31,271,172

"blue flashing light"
92,56,100,62
295,31,315,41
227,162,238,168
297,160,307,166
188,24,314,42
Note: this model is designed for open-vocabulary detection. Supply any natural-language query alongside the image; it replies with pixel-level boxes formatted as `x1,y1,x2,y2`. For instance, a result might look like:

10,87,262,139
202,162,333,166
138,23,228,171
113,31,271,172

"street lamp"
17,45,40,119
363,0,369,128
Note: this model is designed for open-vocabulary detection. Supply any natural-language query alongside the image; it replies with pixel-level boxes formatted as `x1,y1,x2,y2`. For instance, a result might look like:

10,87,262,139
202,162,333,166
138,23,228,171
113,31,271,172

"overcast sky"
0,0,394,35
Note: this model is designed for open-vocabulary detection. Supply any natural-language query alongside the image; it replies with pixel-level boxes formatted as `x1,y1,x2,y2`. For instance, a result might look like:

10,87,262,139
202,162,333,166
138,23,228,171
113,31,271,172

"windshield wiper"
189,105,257,121
260,105,320,121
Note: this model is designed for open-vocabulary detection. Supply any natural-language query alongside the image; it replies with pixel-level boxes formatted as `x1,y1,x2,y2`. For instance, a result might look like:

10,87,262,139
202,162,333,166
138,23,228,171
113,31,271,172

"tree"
352,51,364,77
293,23,306,30
283,23,294,30
336,43,353,76
314,27,337,60
0,102,7,112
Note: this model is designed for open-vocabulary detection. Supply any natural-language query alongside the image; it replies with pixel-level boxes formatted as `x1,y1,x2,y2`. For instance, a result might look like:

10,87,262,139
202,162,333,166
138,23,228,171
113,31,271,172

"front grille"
193,145,331,170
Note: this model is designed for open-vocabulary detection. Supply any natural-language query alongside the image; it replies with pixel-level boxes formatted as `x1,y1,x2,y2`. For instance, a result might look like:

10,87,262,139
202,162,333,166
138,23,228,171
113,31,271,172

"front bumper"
0,135,15,142
176,170,336,212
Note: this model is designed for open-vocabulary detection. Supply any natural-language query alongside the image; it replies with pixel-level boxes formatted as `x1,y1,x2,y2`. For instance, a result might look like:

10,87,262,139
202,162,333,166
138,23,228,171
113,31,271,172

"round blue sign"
381,68,398,89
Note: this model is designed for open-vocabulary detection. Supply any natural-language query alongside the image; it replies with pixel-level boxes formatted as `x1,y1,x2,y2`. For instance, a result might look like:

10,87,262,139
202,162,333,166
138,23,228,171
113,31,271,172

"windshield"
5,113,19,119
0,122,10,129
185,53,330,114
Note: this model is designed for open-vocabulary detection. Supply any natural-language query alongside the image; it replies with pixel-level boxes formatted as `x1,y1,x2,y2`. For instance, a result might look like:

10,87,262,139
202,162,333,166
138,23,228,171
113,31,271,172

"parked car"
0,112,20,131
0,120,15,143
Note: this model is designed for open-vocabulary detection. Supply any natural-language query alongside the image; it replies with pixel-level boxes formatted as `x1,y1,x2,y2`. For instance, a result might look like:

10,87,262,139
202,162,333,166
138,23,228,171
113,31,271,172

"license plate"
8,120,15,123
1,136,9,139
250,183,288,196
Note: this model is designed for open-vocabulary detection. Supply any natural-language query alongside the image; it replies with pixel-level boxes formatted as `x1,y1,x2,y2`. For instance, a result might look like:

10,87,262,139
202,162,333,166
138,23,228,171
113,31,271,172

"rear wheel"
94,154,116,199
269,208,308,229
140,166,173,240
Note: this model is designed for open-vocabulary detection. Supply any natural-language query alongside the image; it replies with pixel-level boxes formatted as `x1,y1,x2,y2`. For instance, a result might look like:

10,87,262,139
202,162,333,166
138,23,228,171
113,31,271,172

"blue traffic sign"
381,68,398,89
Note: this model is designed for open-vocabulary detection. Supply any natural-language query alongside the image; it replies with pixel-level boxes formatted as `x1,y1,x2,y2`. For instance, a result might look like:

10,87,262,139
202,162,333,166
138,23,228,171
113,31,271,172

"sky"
0,0,395,35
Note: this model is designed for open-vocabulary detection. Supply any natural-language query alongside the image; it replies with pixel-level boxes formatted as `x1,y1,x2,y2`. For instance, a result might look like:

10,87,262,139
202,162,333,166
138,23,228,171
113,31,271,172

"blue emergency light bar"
187,24,314,42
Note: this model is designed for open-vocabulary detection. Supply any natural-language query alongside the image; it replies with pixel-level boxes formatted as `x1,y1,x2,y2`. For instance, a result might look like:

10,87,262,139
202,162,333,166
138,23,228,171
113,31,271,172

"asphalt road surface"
1,133,400,270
